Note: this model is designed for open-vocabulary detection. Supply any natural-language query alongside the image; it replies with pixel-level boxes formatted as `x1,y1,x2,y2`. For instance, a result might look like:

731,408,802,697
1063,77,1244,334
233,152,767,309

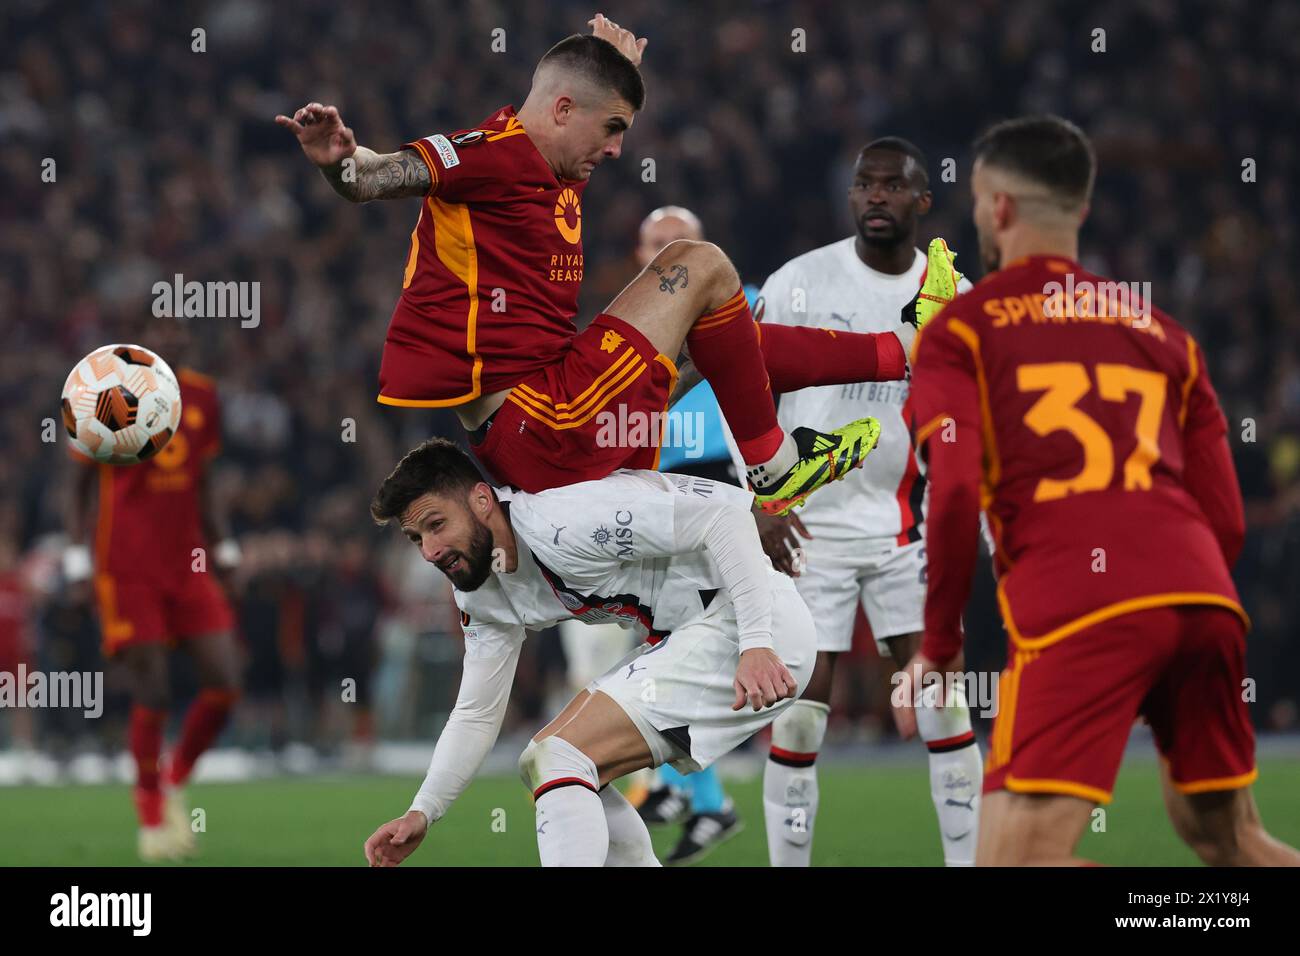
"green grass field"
5,758,1299,866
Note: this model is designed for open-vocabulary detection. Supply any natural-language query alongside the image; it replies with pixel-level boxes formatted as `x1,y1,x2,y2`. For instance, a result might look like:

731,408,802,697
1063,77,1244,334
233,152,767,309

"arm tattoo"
321,148,432,202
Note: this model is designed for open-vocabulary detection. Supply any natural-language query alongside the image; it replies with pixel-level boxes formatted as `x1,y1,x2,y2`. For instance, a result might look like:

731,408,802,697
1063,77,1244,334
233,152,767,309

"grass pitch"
4,757,1299,866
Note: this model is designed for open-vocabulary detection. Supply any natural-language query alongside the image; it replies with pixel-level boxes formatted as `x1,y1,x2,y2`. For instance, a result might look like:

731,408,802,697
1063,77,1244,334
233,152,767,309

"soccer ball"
61,344,183,465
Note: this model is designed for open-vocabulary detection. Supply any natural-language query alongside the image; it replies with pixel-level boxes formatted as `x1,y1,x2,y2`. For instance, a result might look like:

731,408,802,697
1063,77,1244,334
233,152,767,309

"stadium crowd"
0,0,1296,760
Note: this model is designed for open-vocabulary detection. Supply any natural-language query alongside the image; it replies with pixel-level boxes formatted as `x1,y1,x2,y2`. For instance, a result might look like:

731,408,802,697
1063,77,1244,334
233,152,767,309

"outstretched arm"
410,627,524,824
365,622,524,867
275,103,431,202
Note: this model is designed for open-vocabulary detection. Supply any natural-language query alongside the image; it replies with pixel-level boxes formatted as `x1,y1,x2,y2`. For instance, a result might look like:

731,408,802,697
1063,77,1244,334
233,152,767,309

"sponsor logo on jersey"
614,510,634,559
428,134,460,169
553,187,581,244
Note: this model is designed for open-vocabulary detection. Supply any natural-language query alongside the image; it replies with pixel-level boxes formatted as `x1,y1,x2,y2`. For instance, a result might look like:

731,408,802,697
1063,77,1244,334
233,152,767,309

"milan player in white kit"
362,439,815,867
757,138,982,866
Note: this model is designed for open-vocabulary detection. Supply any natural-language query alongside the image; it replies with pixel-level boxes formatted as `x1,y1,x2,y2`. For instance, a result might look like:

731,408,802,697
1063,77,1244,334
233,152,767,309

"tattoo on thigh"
648,263,689,294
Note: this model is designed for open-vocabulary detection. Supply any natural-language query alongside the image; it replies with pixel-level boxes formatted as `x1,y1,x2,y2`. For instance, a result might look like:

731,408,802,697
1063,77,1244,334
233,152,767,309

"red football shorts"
472,314,679,492
94,570,235,656
984,603,1256,804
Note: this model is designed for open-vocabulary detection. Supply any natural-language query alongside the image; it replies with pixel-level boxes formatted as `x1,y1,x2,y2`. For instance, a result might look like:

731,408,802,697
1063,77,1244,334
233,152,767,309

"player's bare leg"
763,649,834,866
120,643,188,861
604,239,881,514
885,632,981,865
164,631,242,852
521,690,659,866
976,790,1095,866
1159,761,1300,866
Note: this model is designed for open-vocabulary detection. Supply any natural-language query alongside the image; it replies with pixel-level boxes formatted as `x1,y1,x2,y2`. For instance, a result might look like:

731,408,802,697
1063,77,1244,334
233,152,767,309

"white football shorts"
792,534,926,656
589,574,816,772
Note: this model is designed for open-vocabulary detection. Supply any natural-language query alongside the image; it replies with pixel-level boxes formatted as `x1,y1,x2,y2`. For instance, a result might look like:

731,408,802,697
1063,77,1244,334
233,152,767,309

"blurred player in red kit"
276,15,954,515
0,518,35,755
66,321,242,862
900,115,1299,866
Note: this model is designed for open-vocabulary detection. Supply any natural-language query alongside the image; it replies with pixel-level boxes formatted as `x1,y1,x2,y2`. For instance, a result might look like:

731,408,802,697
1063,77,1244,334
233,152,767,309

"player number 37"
1017,361,1166,502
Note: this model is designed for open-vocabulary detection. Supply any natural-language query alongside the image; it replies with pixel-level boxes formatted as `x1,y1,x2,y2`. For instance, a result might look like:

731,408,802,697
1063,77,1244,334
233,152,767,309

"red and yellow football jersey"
909,255,1245,658
378,106,588,407
82,368,222,586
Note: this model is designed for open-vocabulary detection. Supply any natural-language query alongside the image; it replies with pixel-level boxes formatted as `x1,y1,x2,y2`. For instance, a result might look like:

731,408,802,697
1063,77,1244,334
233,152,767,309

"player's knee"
915,681,974,741
127,663,171,710
771,698,830,754
517,735,599,795
517,739,540,791
134,685,170,711
653,239,736,292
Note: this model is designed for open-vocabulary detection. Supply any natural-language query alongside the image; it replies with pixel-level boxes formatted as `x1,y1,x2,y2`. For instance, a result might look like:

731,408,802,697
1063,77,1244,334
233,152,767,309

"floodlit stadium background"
0,0,1296,862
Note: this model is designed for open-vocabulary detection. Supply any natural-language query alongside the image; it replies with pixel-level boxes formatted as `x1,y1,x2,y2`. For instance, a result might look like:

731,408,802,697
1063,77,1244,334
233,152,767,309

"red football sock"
757,324,907,393
167,688,238,787
130,704,167,827
686,288,784,464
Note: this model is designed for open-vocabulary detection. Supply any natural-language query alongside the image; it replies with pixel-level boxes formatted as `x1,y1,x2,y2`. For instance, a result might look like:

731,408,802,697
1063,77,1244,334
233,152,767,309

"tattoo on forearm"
648,263,689,294
321,149,432,202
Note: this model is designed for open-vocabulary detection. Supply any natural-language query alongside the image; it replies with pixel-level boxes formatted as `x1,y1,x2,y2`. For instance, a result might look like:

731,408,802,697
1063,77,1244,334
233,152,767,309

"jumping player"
901,115,1300,866
66,326,242,862
756,139,982,866
631,205,748,865
362,439,815,866
276,16,956,514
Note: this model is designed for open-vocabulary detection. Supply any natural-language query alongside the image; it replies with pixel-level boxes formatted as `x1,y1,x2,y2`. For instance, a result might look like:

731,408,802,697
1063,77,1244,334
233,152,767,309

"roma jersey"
379,106,588,407
909,255,1244,651
86,369,222,586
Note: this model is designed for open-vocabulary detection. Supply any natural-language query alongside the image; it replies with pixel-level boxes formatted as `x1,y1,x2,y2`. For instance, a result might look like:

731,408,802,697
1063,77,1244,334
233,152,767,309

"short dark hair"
370,438,487,526
537,34,645,111
973,115,1096,208
861,136,929,188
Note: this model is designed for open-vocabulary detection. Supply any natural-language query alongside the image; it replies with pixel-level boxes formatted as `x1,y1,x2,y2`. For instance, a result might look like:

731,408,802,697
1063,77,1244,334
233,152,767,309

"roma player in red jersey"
900,115,1299,866
67,324,242,862
275,16,946,515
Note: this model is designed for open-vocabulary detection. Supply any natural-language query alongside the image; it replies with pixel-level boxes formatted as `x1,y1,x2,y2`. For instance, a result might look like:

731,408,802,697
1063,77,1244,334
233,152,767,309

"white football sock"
600,785,661,867
746,432,798,490
519,737,607,867
763,699,829,867
915,681,982,867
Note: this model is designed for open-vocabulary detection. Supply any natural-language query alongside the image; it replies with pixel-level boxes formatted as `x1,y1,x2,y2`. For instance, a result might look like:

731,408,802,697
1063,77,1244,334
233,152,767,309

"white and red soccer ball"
61,344,182,465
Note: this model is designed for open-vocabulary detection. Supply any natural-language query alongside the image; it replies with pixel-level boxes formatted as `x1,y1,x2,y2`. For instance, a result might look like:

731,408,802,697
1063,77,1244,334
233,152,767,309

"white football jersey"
454,470,763,653
757,238,971,543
